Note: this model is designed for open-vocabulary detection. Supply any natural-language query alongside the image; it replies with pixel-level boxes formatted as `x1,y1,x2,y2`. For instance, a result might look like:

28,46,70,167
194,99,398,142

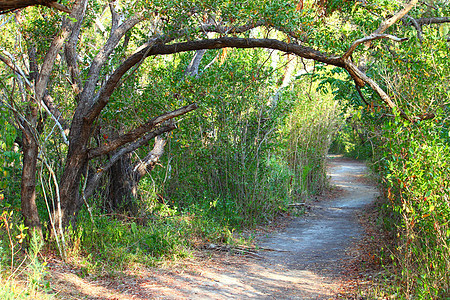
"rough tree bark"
54,0,434,229
20,112,41,236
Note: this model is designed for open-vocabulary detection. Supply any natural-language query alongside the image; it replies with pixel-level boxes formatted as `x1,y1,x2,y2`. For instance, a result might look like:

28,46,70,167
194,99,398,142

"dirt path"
51,157,379,299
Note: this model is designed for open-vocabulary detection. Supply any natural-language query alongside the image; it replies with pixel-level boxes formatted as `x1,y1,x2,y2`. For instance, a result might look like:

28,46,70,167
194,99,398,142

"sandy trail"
51,157,378,299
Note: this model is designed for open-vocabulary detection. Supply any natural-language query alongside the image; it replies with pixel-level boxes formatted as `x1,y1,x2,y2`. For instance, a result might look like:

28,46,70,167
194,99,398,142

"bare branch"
133,136,167,180
355,83,369,106
109,2,119,33
406,15,423,42
64,1,87,102
184,50,206,77
88,103,197,159
374,0,419,34
40,95,69,145
79,13,143,106
346,61,432,121
414,17,450,26
0,50,32,86
1,49,69,143
346,62,398,111
343,33,408,59
35,0,87,101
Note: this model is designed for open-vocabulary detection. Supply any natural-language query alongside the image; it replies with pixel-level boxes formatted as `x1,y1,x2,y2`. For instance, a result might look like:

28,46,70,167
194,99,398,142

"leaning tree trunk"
0,0,71,13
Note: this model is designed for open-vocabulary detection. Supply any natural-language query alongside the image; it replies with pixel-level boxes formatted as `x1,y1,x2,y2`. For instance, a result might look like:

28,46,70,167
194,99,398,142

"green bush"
374,113,450,298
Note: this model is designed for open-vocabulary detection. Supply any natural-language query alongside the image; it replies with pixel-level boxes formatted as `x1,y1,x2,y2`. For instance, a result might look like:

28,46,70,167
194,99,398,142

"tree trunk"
0,0,71,13
107,153,136,213
54,114,90,229
20,119,42,237
106,136,167,214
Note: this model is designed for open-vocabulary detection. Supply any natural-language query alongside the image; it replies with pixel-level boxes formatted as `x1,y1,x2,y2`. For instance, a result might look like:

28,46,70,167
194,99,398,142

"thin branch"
200,20,266,35
109,2,119,33
406,15,423,42
343,33,408,59
344,61,434,121
41,157,67,259
64,0,88,102
0,50,32,86
0,51,68,142
79,13,143,106
35,0,87,101
80,166,94,224
355,83,369,106
414,17,450,26
39,96,69,145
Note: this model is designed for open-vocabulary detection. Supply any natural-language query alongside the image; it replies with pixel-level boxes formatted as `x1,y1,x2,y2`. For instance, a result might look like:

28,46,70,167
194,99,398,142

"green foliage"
5,1,450,297
0,108,21,210
372,115,450,298
69,206,238,271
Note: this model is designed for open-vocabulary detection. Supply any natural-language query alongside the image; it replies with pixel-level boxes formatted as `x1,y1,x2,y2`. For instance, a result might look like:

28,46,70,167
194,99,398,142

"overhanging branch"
374,0,419,34
414,17,450,26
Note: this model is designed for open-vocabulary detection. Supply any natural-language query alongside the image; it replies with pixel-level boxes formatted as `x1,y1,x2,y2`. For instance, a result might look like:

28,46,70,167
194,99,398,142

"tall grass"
0,211,52,299
282,82,342,198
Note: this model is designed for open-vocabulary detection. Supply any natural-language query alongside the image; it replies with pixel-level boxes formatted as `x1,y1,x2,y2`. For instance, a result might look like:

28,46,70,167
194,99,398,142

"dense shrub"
373,114,450,298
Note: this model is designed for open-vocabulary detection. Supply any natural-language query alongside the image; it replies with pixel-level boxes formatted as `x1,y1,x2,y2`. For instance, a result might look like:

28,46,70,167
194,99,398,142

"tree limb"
87,36,346,122
354,83,369,106
342,33,408,60
133,136,166,180
79,13,143,107
0,50,69,142
35,0,87,101
88,103,197,159
64,0,88,102
414,17,450,26
406,15,423,42
0,0,71,14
